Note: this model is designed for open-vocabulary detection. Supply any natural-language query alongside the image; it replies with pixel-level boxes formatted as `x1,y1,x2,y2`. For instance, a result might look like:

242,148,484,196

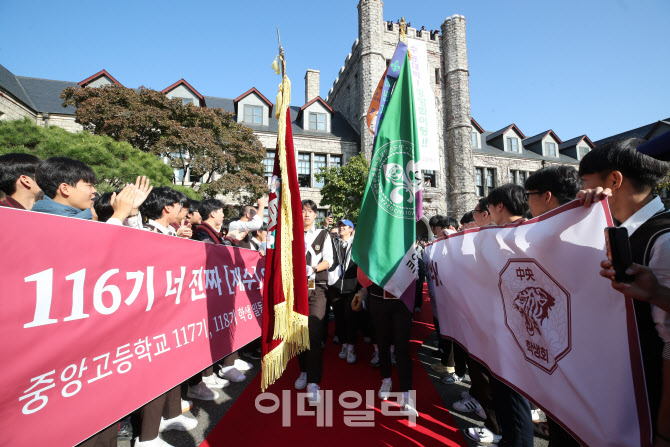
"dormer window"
544,142,557,157
578,146,590,159
309,112,326,131
176,97,193,105
244,105,263,125
507,137,519,152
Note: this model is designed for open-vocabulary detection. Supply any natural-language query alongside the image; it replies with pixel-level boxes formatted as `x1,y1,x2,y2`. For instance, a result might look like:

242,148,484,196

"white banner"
407,38,439,168
424,200,651,447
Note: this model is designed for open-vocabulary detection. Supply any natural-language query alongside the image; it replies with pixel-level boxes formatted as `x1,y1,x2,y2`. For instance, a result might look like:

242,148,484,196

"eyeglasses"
524,191,542,200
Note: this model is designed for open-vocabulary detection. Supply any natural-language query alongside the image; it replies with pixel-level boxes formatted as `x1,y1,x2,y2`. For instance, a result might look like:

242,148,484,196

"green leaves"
314,154,369,224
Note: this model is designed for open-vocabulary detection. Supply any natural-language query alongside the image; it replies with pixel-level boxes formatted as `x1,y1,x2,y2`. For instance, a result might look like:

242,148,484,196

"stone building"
4,0,666,236
0,64,359,222
326,0,595,236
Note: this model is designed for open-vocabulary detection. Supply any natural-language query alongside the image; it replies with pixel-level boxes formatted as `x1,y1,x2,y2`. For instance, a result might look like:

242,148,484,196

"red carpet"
201,288,467,447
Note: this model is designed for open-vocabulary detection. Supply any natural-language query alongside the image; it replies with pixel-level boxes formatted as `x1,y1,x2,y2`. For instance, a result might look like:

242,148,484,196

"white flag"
424,200,652,447
407,38,439,168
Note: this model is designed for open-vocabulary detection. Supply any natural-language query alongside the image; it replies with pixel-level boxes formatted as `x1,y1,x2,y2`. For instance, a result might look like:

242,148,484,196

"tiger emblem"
513,287,556,337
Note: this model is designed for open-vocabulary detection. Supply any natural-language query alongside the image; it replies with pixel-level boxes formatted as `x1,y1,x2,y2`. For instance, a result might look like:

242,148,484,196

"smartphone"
604,227,635,283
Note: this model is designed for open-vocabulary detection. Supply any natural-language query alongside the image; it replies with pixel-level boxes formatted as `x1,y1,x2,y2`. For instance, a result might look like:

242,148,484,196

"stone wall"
304,69,320,103
442,15,476,220
0,91,36,122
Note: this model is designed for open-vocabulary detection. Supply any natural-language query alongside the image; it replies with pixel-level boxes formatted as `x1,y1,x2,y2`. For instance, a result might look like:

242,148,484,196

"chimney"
304,69,320,104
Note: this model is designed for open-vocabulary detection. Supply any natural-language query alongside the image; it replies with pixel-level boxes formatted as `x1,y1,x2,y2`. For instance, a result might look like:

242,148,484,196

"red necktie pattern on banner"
262,47,310,391
0,207,264,446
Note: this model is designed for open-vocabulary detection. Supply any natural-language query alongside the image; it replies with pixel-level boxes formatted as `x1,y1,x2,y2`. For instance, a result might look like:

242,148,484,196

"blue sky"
0,0,667,141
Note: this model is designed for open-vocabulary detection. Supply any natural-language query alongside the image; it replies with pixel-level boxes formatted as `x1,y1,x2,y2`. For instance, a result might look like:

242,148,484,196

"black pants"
298,286,327,383
547,417,581,447
76,423,118,447
491,377,533,447
442,340,467,377
370,295,413,391
323,287,345,343
131,386,181,441
342,291,366,345
467,358,500,434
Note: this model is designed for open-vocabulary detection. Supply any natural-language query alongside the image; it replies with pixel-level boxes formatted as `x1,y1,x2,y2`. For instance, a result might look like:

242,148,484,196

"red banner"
0,207,263,446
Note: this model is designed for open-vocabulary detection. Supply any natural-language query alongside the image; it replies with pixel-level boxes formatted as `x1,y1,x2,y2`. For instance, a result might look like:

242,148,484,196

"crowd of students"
2,134,669,447
0,154,267,447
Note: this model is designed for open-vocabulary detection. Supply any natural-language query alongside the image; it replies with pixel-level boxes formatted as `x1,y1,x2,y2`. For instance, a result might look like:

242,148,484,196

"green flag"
352,47,421,304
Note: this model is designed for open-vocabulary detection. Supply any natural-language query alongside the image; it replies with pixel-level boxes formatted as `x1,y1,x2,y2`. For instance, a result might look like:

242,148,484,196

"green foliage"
314,154,370,223
0,118,199,197
61,85,265,202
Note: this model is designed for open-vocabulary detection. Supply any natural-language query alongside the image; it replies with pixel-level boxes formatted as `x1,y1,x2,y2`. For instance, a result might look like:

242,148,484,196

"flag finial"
399,17,408,42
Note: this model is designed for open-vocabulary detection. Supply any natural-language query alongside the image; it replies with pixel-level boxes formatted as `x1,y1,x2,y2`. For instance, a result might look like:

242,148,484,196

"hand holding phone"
604,227,635,283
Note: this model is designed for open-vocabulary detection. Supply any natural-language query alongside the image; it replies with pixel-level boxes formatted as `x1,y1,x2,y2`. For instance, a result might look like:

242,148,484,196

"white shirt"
620,196,670,343
146,219,177,236
229,214,262,233
107,212,143,229
304,225,333,278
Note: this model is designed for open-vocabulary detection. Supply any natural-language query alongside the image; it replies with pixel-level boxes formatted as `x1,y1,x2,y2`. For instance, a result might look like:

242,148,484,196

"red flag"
261,62,310,389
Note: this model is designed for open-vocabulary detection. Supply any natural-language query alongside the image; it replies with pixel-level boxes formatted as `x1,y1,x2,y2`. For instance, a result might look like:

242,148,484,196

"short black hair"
525,165,582,205
429,215,447,229
188,200,201,215
176,190,190,209
139,186,182,220
0,153,42,195
446,217,459,229
93,191,116,223
460,211,475,225
35,157,97,199
487,183,529,217
579,137,669,191
252,222,268,238
198,198,225,221
476,197,489,213
239,205,255,218
302,199,317,212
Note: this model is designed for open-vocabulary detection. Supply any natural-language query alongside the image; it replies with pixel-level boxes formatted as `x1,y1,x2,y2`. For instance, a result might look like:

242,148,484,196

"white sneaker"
187,381,219,401
441,373,464,384
180,399,193,413
370,351,380,366
295,372,307,390
531,408,547,423
202,373,230,389
453,394,483,413
464,427,502,444
378,379,392,400
346,347,357,364
233,358,253,371
339,345,348,359
159,414,198,432
219,366,246,382
134,437,174,447
402,397,419,417
306,383,321,406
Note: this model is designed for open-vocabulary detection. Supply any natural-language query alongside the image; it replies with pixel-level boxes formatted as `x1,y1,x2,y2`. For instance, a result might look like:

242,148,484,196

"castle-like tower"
327,0,477,225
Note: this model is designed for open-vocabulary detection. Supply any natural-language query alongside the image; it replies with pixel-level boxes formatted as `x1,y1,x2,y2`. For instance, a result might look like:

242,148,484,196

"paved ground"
116,332,550,446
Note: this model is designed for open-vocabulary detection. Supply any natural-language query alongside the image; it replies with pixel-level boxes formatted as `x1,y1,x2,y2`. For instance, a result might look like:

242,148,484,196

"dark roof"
594,118,670,146
15,76,78,114
0,64,35,110
486,123,526,142
475,131,578,164
522,130,562,147
559,135,594,151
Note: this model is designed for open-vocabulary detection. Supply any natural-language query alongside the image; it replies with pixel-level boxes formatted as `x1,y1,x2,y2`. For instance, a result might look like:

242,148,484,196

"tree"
61,85,265,202
315,154,369,223
0,118,200,199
